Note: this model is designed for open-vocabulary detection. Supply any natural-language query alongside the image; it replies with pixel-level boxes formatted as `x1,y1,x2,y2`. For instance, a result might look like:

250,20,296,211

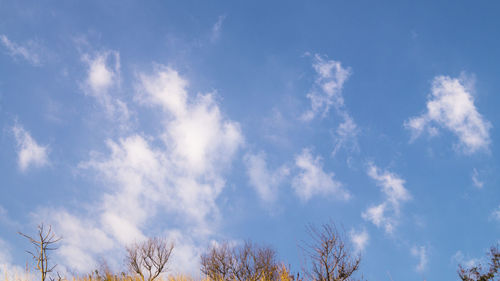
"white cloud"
244,152,290,203
12,125,49,171
362,164,411,234
452,251,482,268
411,245,428,272
362,203,389,231
350,228,369,253
81,50,130,123
41,65,243,274
35,210,115,273
472,168,484,189
302,54,351,121
136,65,243,176
135,66,188,116
164,230,203,275
83,135,164,241
367,164,411,208
210,15,226,43
405,75,491,154
0,34,41,65
292,148,350,202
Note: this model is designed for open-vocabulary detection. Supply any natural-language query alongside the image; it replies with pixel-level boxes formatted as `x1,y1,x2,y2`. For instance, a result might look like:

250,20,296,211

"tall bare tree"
126,237,174,281
302,222,362,281
18,224,62,281
201,241,280,281
458,245,499,281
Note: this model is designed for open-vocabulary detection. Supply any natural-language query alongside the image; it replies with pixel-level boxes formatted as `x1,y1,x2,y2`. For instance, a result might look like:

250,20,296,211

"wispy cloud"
210,15,226,43
491,205,500,222
350,228,369,253
244,152,290,203
452,250,482,268
0,34,41,65
302,54,351,121
12,124,49,171
332,112,359,156
292,148,350,202
302,54,359,155
405,75,491,154
411,245,428,272
362,163,411,234
471,168,484,189
81,49,130,123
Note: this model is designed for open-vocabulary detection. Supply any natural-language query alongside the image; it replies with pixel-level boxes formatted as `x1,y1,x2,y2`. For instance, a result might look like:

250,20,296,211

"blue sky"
1,1,499,280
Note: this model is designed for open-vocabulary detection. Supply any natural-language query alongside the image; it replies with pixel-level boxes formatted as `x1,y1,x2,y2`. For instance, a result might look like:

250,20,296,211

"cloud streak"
0,34,41,65
472,168,484,189
411,245,428,272
210,15,226,43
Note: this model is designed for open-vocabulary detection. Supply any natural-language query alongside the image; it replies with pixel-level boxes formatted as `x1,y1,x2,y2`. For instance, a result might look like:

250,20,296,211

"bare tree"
232,241,278,281
201,241,280,281
458,245,499,281
18,224,62,281
201,241,234,281
126,237,174,281
302,222,362,281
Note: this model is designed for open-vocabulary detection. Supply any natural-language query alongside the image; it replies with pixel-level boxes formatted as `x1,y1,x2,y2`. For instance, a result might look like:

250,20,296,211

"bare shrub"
201,241,280,281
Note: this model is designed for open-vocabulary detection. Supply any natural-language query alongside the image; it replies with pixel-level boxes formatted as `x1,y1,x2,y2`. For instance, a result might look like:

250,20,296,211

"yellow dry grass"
2,264,295,281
